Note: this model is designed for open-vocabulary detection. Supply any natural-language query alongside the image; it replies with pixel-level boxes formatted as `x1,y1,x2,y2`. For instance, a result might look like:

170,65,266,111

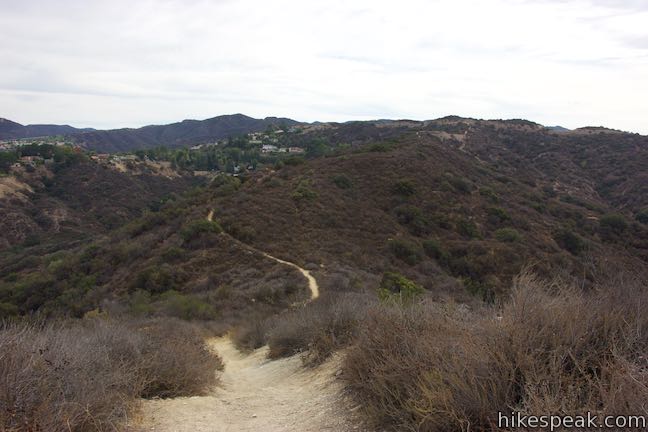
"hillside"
0,117,94,139
0,157,198,251
1,117,646,321
71,114,301,153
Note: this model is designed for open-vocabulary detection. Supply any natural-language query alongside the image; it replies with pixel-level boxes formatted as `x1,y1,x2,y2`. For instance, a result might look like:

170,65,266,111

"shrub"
0,318,221,431
447,175,472,194
267,293,372,366
456,218,480,239
332,174,352,189
394,205,429,236
210,174,241,195
344,271,648,431
157,291,218,320
387,239,423,265
161,246,186,262
636,208,648,224
553,228,585,255
378,272,424,303
284,156,305,166
367,142,395,152
486,206,511,225
479,187,499,202
494,227,522,242
599,213,629,235
131,264,183,294
180,219,222,242
291,179,318,202
392,179,416,197
422,239,450,264
222,220,256,243
232,315,273,352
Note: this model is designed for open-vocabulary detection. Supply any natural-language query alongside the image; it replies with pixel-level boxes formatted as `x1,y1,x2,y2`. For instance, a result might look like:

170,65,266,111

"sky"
1,0,647,133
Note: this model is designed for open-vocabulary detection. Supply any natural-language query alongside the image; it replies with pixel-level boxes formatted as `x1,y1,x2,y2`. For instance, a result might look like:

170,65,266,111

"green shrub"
553,228,585,255
332,174,352,189
447,175,472,194
210,174,241,196
486,207,511,225
392,179,416,197
456,218,480,239
422,239,450,264
599,214,628,235
463,277,495,301
131,265,183,294
161,246,186,262
394,205,429,236
636,209,648,224
291,179,318,202
378,272,424,303
367,142,395,152
180,219,222,242
388,239,423,265
479,187,499,202
284,156,305,166
494,228,522,243
157,291,217,320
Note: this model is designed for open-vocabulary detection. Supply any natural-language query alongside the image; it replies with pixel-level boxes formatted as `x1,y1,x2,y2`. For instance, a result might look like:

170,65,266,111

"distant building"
288,147,305,154
262,144,278,153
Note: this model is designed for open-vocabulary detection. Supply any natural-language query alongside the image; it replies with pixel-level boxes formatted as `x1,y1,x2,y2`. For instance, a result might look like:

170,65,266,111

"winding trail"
136,211,357,431
207,209,319,300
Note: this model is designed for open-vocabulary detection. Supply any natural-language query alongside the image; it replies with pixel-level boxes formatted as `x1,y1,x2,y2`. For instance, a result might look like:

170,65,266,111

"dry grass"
263,292,374,366
0,317,222,432
344,270,648,431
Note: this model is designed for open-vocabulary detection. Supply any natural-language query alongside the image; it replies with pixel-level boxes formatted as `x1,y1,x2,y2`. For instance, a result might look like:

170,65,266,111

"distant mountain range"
0,118,95,140
0,114,300,153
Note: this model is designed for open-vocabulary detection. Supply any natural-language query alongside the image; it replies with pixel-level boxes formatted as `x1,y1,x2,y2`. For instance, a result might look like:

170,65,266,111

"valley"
1,114,647,432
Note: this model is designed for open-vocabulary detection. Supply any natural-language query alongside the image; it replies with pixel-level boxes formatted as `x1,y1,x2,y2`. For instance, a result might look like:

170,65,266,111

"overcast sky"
1,0,647,133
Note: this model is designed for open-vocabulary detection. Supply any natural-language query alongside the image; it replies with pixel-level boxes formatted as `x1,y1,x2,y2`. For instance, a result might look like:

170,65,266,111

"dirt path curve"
207,209,319,300
136,211,358,431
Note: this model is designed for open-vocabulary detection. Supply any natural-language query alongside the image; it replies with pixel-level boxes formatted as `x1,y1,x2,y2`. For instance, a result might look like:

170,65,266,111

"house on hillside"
262,144,278,153
288,147,305,154
20,156,43,166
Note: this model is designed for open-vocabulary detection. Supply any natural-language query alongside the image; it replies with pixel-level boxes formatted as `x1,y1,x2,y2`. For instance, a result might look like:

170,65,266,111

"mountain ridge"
0,118,95,139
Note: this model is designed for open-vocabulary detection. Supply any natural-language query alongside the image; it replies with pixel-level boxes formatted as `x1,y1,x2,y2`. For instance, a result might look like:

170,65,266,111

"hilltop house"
288,147,305,154
262,144,278,153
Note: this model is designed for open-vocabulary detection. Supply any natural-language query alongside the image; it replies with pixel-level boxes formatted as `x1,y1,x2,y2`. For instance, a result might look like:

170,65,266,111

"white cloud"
0,0,646,133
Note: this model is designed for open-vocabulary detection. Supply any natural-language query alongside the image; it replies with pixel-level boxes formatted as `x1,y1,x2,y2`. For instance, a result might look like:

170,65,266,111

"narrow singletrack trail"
136,211,358,431
207,209,319,300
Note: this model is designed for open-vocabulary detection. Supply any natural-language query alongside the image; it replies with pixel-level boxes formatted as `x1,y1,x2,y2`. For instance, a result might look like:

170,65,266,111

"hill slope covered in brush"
1,116,646,320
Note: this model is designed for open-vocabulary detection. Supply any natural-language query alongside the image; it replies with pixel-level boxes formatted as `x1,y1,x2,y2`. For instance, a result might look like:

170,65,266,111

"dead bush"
0,317,222,432
267,293,374,366
231,315,274,352
344,270,648,431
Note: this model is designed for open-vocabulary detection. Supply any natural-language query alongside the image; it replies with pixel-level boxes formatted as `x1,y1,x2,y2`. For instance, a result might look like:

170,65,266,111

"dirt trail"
140,338,360,431
207,209,319,300
137,211,355,431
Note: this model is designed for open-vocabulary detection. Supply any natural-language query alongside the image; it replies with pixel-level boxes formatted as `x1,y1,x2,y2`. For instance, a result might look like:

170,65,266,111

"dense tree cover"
0,143,85,172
